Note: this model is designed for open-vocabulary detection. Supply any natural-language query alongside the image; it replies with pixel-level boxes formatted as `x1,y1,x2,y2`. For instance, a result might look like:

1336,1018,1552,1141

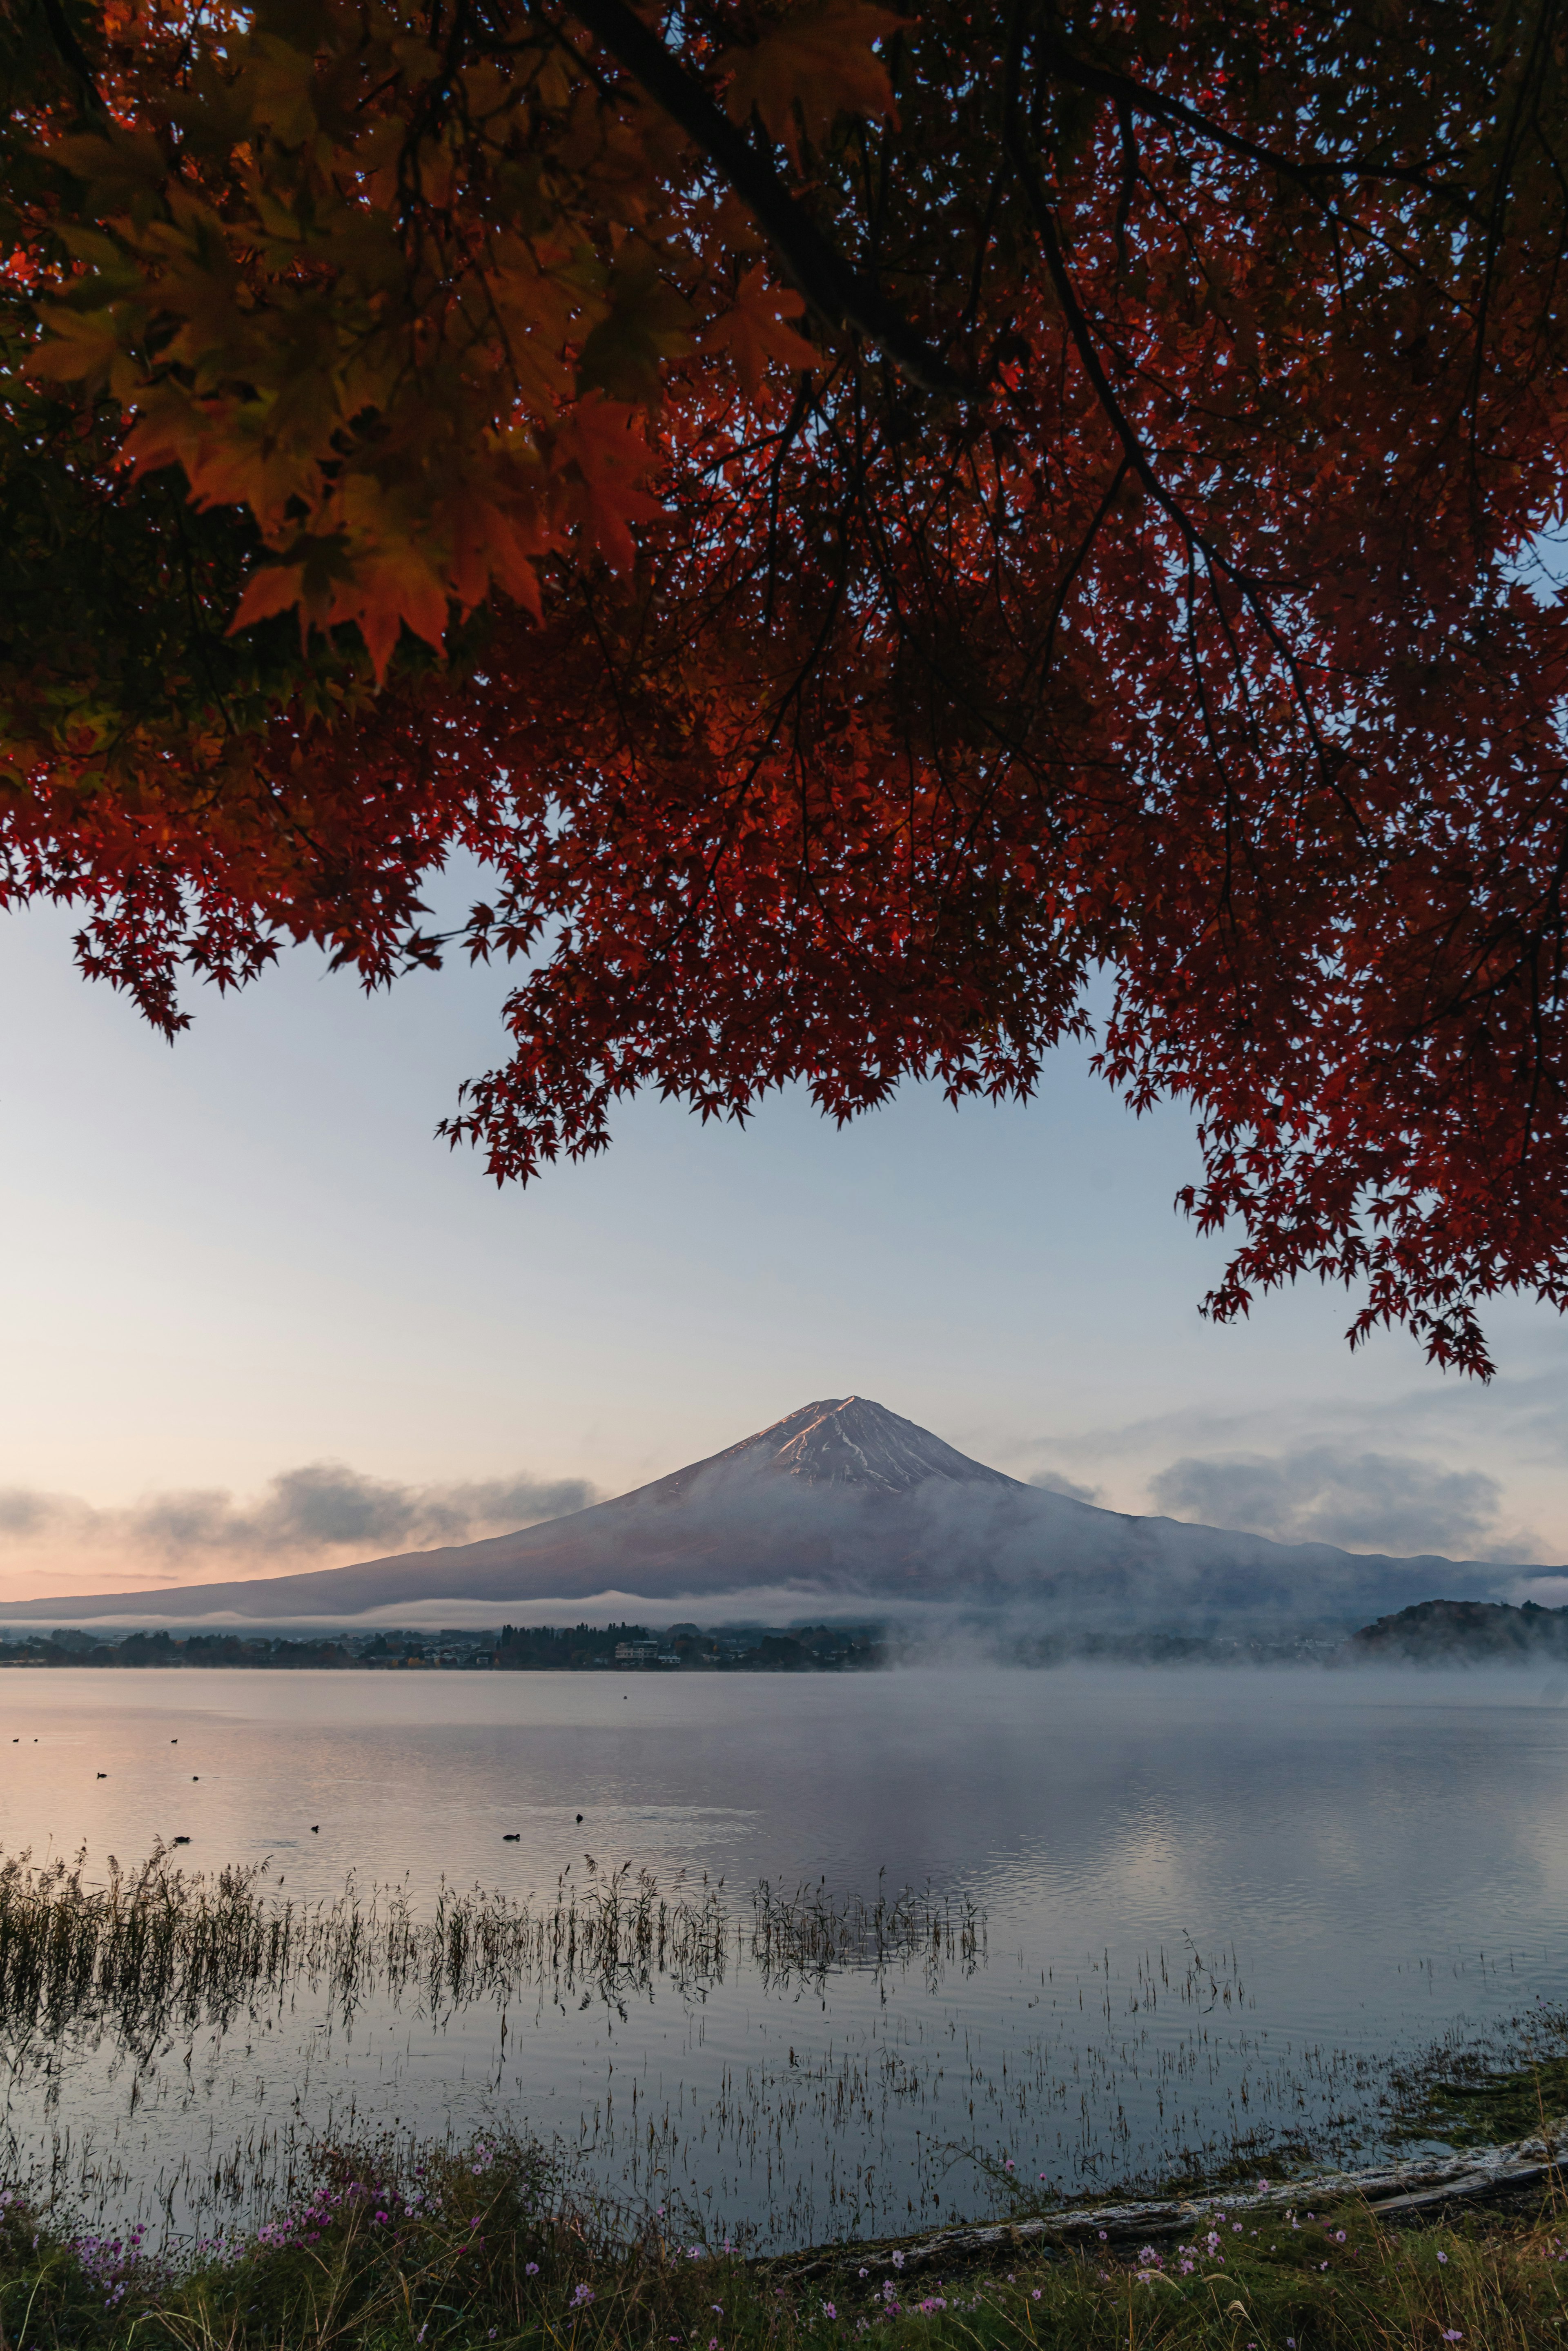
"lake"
2,1663,1568,2249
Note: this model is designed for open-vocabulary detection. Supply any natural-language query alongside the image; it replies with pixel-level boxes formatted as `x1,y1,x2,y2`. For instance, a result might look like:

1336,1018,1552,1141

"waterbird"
503,1832,520,1841
577,1812,584,1822
192,1775,198,1781
172,1835,191,1845
97,1771,107,1778
311,1824,319,1832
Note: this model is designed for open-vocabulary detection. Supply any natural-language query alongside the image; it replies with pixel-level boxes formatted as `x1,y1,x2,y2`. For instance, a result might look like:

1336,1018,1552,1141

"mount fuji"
0,1396,1548,1631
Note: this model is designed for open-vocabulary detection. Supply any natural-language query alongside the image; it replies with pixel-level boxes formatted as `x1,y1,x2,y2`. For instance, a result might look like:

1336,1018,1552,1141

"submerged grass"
3,2130,1568,2351
0,1848,982,2054
1387,2018,1568,2150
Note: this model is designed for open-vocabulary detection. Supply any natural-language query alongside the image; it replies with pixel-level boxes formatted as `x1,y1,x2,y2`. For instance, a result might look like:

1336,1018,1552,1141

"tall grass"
3,2126,1567,2351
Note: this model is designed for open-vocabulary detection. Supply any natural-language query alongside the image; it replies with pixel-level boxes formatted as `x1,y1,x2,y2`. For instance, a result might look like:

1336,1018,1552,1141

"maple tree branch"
1033,32,1480,221
33,0,107,119
1002,51,1359,823
557,0,973,397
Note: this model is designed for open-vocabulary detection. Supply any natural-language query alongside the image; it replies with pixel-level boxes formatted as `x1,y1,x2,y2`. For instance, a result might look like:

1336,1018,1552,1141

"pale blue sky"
4,889,1568,1603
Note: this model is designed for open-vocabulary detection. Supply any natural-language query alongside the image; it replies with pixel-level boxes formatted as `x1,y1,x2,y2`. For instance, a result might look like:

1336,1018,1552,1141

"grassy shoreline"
4,2130,1568,2351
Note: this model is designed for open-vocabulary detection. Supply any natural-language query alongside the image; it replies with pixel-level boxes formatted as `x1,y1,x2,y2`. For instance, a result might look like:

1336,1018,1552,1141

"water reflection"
1,1665,1566,2246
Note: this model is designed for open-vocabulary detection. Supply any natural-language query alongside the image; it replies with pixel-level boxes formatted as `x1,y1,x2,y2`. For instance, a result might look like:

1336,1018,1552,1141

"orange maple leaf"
699,267,818,395
721,0,906,167
551,394,662,575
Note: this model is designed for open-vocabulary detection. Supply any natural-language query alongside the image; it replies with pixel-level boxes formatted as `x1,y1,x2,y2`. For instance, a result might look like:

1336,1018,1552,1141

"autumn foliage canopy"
2,0,1566,1372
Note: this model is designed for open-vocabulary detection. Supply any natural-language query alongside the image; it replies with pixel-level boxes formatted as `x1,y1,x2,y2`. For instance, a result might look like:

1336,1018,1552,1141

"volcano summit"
0,1396,1550,1631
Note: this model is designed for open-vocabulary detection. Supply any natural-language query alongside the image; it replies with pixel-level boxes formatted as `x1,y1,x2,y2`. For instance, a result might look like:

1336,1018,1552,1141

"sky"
5,886,1568,1607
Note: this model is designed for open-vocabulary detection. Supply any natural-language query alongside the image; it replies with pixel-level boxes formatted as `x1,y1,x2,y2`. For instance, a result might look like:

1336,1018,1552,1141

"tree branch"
559,0,974,397
34,0,108,119
1036,32,1479,222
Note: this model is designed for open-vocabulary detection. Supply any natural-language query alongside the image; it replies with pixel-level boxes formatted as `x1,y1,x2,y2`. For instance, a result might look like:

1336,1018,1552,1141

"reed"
0,1848,983,2054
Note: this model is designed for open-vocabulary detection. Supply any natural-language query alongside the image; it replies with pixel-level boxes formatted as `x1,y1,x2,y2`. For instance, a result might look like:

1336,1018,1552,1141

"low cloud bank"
1029,1469,1103,1505
1147,1445,1534,1562
0,1463,598,1583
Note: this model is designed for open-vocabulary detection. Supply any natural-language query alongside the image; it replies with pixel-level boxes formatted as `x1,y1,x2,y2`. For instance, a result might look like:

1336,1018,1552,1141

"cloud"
0,1464,597,1571
1029,1469,1102,1504
1147,1446,1520,1559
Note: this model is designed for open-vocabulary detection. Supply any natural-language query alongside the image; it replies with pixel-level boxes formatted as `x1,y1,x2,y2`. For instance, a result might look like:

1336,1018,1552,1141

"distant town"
0,1619,1345,1670
0,1621,889,1671
3,1598,1566,1670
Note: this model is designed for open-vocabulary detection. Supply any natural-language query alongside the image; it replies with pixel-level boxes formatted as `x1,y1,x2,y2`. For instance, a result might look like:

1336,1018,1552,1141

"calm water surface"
2,1663,1567,2246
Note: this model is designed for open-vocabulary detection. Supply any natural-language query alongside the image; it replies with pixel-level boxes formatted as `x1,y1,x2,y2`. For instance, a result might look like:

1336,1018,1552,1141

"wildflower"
1437,2251,1448,2264
858,2269,869,2279
1233,2223,1243,2234
1442,2335,1463,2344
1335,2230,1346,2243
1098,2230,1108,2242
1031,2289,1041,2301
526,2263,540,2277
823,2304,837,2320
571,2283,595,2308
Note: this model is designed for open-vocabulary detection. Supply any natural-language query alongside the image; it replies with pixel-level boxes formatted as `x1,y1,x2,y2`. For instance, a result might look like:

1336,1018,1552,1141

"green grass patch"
4,2135,1568,2351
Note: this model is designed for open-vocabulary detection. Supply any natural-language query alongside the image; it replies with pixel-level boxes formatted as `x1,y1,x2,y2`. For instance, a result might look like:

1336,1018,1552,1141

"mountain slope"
0,1395,1546,1627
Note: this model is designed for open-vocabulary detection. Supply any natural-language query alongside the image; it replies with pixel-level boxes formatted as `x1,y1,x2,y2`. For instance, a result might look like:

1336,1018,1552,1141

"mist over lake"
4,1663,1568,2249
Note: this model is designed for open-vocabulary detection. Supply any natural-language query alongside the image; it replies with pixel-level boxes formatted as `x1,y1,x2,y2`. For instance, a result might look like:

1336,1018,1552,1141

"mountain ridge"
0,1395,1552,1627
